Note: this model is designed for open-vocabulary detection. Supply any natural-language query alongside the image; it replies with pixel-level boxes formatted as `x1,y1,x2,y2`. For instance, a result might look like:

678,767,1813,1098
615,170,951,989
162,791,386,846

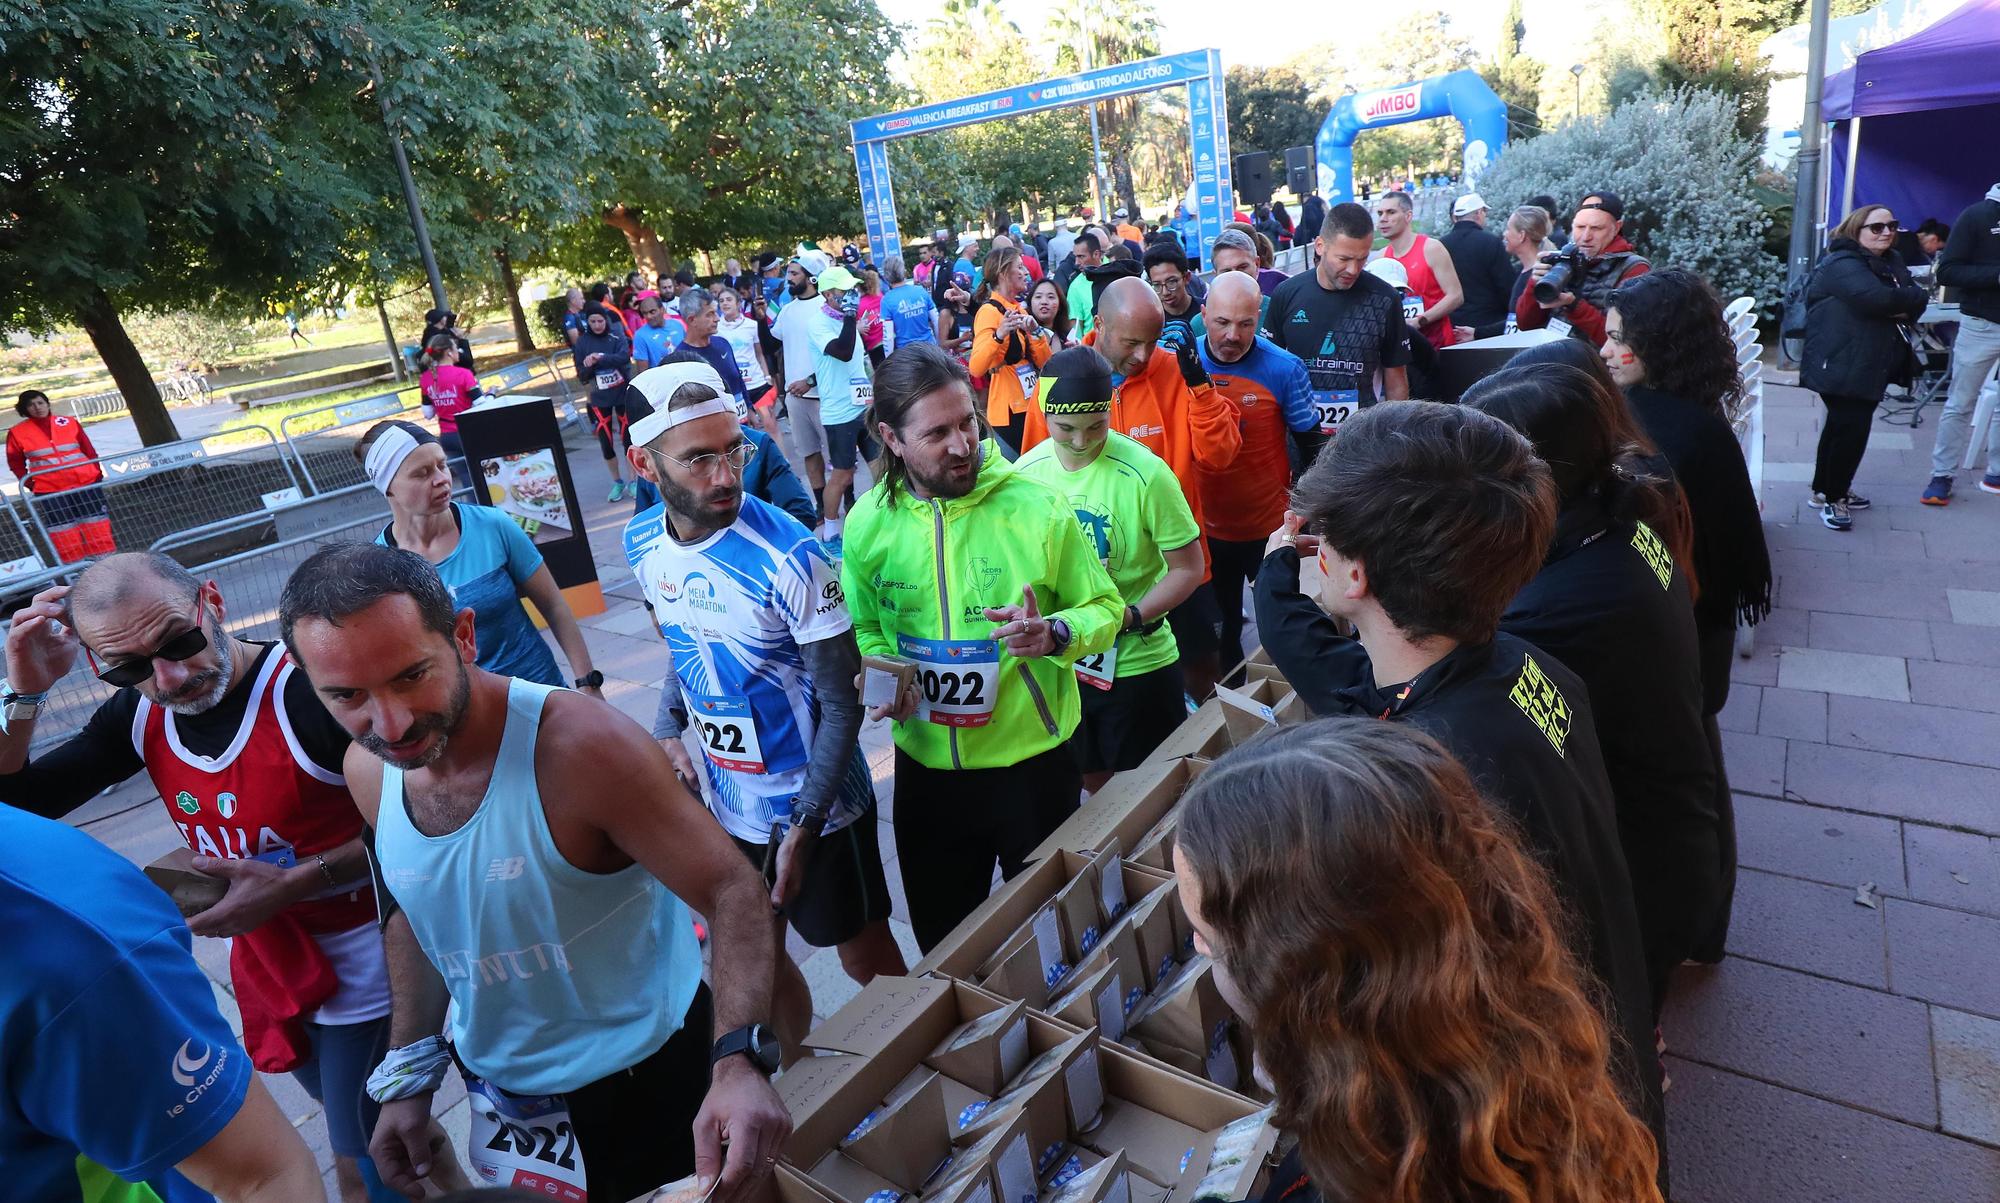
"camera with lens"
1533,245,1591,306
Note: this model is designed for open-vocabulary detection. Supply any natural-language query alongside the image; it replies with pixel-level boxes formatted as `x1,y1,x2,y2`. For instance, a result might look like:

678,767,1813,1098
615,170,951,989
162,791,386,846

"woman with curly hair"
1602,267,1770,964
1176,718,1664,1203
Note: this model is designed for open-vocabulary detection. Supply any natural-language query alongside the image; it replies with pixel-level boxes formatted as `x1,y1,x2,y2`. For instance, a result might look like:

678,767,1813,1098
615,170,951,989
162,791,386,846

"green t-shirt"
1067,272,1096,336
1015,433,1199,678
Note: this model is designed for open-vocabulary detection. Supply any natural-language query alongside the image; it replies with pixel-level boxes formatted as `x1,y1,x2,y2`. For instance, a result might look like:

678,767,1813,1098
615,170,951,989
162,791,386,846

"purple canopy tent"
1822,0,2000,230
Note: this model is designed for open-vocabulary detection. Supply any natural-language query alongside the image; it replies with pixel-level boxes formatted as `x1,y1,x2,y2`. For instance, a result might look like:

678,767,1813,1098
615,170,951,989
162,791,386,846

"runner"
970,244,1052,455
1194,273,1323,665
631,365,818,529
1064,233,1104,336
1022,276,1243,702
0,553,404,1203
570,304,638,501
805,262,873,548
560,287,587,349
1373,191,1463,348
622,363,907,1050
1263,201,1412,436
1142,241,1201,348
773,252,829,495
1013,347,1205,792
1,806,327,1203
880,257,938,350
673,288,751,414
842,343,1123,950
716,286,781,440
278,543,791,1203
632,294,689,371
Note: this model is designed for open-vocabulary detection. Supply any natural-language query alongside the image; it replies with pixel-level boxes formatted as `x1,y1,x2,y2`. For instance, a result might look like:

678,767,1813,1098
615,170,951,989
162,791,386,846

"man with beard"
841,343,1124,951
773,251,830,494
0,552,409,1203
621,363,906,1053
279,542,791,1203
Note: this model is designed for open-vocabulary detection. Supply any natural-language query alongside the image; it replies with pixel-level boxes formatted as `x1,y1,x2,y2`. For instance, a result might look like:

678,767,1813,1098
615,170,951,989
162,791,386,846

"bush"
1475,86,1783,313
535,296,571,344
126,311,253,374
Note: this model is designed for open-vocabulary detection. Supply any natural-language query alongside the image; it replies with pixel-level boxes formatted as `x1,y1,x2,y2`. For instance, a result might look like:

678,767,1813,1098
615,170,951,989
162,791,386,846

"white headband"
628,362,736,448
364,424,425,495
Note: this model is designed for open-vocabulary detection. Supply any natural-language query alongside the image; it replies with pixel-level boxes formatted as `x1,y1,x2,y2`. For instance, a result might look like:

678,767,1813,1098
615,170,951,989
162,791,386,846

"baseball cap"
1451,193,1488,218
794,249,831,277
1113,207,1129,219
1578,191,1625,221
1364,256,1411,292
817,265,861,292
957,232,980,250
840,244,861,264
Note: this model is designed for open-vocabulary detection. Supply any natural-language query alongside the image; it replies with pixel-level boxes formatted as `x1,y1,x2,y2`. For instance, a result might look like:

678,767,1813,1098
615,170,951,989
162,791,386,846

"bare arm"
177,1076,327,1203
520,565,597,691
1383,365,1410,401
1423,238,1464,326
1136,540,1206,624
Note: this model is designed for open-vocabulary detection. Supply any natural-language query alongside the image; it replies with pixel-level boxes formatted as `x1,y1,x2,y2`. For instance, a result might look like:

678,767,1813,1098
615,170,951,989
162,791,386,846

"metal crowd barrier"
278,389,425,495
479,353,585,430
19,425,305,561
62,390,129,421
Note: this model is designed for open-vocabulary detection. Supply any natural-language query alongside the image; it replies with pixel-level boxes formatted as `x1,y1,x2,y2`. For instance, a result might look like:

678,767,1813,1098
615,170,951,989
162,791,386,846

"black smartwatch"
1047,617,1073,655
574,670,605,689
712,1023,782,1075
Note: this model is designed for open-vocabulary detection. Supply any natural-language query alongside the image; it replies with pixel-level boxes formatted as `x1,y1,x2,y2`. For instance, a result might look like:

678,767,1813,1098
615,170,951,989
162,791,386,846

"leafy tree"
1225,66,1321,159
1481,0,1543,141
1472,86,1783,309
1047,0,1163,219
2,0,374,444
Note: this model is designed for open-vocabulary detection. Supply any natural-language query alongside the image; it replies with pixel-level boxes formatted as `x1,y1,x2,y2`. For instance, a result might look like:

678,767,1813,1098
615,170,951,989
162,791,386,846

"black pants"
1691,622,1738,961
1811,393,1878,500
564,984,713,1202
1207,536,1266,667
894,743,1081,951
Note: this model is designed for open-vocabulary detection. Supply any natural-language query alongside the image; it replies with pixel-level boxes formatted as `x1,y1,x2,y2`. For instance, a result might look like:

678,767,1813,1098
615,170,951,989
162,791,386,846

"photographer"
1514,191,1650,347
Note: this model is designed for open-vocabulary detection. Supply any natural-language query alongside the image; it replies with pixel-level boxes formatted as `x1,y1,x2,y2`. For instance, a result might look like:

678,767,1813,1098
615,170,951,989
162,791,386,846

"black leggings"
589,396,631,460
1811,393,1878,499
1207,536,1266,667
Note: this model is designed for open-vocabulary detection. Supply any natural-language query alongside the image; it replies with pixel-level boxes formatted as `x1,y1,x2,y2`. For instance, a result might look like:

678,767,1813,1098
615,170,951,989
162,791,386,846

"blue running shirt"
623,495,872,841
380,503,562,686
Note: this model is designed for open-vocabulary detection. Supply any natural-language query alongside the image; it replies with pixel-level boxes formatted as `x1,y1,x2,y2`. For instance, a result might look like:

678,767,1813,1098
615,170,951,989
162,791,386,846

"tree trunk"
494,245,535,351
603,204,669,275
1110,150,1139,224
375,294,408,381
73,286,179,446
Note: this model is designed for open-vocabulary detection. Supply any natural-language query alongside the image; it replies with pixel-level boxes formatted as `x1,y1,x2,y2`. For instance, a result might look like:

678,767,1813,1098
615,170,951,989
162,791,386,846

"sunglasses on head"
86,593,212,687
1862,220,1901,234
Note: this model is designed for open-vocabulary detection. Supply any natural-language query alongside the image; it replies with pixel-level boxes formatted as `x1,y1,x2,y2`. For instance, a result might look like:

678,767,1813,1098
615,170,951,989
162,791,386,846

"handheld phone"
760,820,786,896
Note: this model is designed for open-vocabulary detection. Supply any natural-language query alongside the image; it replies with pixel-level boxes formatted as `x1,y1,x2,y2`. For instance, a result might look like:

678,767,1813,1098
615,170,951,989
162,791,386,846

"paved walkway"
61,372,2000,1199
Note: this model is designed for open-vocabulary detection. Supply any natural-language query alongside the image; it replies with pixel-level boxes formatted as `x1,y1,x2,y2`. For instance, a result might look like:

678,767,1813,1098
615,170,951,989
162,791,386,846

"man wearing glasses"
1513,189,1652,347
621,362,905,1051
1143,240,1202,349
0,551,416,1202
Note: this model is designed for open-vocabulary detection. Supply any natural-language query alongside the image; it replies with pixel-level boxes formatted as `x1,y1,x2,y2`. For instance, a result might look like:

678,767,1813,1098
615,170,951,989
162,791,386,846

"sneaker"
608,480,626,502
1843,492,1871,510
1922,475,1954,506
1820,501,1853,531
1983,474,2000,495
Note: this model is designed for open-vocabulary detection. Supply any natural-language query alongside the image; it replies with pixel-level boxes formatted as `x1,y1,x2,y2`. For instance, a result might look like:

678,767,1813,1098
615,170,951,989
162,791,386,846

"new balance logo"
485,857,526,882
1317,333,1339,356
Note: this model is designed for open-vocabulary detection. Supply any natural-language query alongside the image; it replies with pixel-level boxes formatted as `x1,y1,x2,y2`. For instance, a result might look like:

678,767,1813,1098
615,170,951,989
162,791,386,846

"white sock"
820,518,843,539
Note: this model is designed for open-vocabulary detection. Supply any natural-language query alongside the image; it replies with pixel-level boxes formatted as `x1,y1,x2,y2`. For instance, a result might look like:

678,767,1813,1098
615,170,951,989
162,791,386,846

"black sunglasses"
1862,220,1901,234
87,594,211,687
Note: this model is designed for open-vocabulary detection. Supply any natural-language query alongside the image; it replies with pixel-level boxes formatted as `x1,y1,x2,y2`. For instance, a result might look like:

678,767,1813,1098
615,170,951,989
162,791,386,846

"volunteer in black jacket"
1924,182,2000,503
1440,194,1518,335
1251,401,1663,1156
1466,362,1721,1011
1802,206,1928,530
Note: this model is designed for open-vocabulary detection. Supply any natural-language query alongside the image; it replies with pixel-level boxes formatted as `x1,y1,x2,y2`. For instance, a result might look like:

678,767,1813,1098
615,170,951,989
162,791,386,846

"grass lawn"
214,379,424,443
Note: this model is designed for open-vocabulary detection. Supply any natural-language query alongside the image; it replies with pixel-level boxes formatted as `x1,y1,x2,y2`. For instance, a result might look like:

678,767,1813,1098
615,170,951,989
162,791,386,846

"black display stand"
454,393,605,620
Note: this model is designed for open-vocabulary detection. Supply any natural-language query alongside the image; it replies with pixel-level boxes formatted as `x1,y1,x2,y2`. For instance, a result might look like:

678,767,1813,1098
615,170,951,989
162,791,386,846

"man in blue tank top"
279,544,790,1203
622,364,908,1049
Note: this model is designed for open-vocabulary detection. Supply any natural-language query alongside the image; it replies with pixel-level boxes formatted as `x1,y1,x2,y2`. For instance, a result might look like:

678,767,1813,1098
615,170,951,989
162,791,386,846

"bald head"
1094,277,1164,377
69,552,201,625
1203,272,1264,364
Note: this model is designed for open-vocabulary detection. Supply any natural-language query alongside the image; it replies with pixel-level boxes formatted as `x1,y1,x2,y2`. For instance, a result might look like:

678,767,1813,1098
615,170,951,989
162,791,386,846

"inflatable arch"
1315,69,1508,204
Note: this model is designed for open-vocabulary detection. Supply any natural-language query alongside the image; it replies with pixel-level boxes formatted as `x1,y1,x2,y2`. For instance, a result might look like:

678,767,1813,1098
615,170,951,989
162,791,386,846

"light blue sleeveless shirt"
373,679,701,1095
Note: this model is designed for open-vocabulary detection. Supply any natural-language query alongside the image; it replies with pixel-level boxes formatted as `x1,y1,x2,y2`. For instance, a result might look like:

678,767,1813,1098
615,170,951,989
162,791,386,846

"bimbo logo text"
1358,84,1422,125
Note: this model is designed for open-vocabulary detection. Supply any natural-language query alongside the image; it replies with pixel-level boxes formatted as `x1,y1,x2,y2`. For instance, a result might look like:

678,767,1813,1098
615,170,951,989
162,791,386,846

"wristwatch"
712,1023,782,1075
1122,604,1143,634
1047,617,1074,656
793,807,829,836
573,670,605,689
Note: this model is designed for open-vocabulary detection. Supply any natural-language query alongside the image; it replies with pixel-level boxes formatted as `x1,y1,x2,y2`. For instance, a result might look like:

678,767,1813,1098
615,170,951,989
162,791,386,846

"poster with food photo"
480,447,574,545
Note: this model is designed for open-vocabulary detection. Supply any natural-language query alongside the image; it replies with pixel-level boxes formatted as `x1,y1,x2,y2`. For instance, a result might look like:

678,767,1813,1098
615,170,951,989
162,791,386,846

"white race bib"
899,635,1000,727
689,693,766,774
851,377,874,410
593,370,623,392
1014,363,1038,398
1074,643,1117,691
1547,317,1574,338
467,1077,588,1200
1312,388,1359,435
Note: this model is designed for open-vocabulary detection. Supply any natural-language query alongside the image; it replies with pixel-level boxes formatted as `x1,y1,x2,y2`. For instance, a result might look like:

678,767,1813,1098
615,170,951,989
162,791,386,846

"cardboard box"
864,655,919,710
1042,1150,1130,1203
1128,814,1176,873
142,846,227,917
839,1072,954,1190
785,978,1274,1203
1127,959,1244,1094
1141,681,1294,766
1028,760,1208,864
928,1001,1032,1096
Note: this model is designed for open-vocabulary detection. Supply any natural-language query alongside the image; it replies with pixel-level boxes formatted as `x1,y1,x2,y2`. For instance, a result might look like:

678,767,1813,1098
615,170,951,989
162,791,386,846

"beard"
787,278,811,298
357,657,472,770
656,460,742,534
159,625,233,716
904,441,981,500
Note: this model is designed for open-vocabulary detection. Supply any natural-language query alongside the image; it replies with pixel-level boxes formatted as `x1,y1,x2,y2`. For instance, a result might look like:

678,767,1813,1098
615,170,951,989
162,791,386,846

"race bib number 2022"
898,634,1001,727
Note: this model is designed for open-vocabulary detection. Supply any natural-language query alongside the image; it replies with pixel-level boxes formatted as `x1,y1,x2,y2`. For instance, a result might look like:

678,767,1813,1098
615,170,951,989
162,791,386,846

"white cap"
794,248,830,277
1364,256,1411,292
957,232,980,249
627,362,735,448
1451,193,1488,218
1113,207,1129,218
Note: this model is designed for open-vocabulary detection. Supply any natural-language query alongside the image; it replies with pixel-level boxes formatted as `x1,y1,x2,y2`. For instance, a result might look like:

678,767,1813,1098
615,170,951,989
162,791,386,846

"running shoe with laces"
1922,475,1954,505
1983,474,2000,495
608,480,626,502
1821,501,1853,531
1811,490,1871,510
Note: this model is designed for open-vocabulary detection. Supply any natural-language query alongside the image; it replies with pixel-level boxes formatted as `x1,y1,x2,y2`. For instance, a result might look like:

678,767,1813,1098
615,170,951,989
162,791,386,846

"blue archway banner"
1314,69,1508,204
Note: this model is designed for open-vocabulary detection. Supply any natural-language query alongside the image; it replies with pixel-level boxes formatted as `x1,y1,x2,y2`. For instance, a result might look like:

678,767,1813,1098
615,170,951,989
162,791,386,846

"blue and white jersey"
623,495,871,841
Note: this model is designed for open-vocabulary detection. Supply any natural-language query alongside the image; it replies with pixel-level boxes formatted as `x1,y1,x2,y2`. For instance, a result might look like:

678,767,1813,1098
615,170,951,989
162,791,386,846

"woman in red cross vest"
7,389,114,563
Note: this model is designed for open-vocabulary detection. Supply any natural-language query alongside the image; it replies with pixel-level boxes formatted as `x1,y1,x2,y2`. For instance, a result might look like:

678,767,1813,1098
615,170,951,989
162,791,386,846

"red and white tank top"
1385,234,1456,346
132,649,376,933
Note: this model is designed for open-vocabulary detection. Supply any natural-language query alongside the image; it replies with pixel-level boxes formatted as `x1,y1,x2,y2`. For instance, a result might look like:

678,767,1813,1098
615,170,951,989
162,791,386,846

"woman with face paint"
1798,206,1929,530
1175,719,1666,1203
1604,268,1772,966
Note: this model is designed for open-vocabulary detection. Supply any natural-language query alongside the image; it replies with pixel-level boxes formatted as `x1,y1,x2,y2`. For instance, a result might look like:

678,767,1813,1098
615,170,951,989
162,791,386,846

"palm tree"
1046,0,1162,219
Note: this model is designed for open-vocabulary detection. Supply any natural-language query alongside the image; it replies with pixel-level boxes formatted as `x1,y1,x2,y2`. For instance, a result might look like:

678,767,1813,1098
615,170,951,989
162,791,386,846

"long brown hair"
1177,719,1663,1203
974,246,1024,307
1829,203,1893,246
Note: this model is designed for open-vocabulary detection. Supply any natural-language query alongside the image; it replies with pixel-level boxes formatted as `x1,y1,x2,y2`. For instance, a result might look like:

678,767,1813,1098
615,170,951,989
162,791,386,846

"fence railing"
62,390,129,421
278,389,425,495
19,425,305,560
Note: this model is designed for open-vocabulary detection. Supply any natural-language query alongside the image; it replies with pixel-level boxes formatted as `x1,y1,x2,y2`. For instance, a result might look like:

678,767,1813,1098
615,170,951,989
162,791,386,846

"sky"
871,0,1603,79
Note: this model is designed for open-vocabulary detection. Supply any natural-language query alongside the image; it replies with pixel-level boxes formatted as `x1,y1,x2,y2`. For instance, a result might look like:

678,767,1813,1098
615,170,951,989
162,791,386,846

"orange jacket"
971,295,1052,425
1021,334,1242,544
6,414,102,493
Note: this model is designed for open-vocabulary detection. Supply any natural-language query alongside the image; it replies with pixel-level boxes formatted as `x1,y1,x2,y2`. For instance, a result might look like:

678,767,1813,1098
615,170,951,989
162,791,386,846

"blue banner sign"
1314,69,1508,205
851,51,1213,143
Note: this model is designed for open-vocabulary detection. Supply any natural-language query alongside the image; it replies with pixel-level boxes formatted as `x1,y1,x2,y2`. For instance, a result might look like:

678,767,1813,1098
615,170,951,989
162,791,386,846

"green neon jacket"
842,443,1123,771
